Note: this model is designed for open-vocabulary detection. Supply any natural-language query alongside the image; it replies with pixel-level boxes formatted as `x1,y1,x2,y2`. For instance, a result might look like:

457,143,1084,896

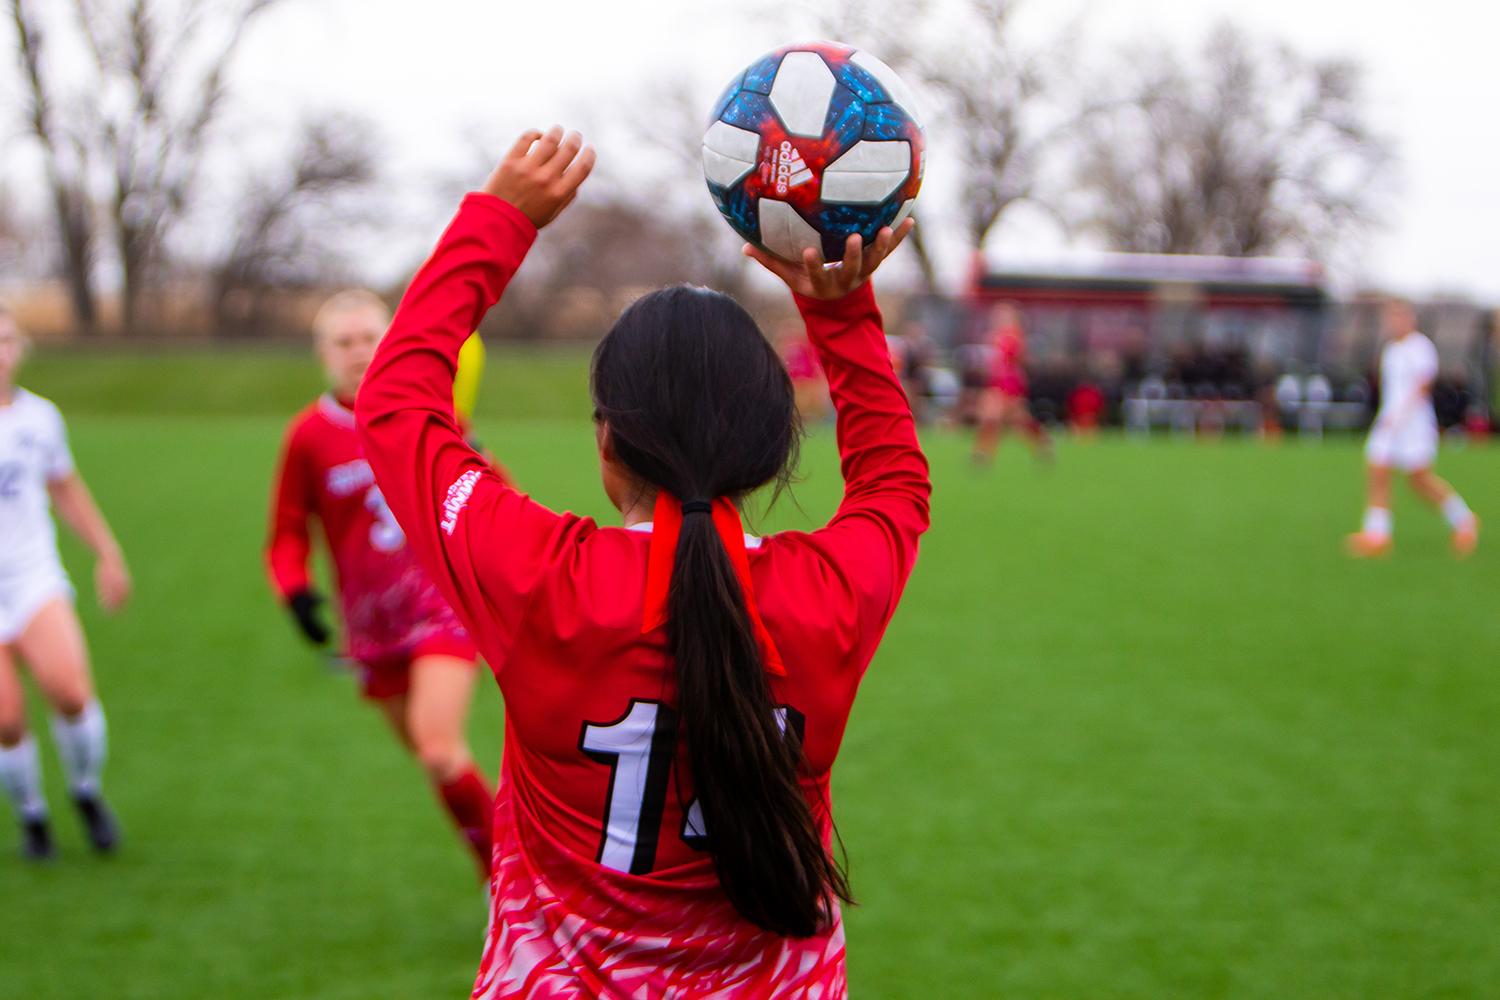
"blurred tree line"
0,0,1394,339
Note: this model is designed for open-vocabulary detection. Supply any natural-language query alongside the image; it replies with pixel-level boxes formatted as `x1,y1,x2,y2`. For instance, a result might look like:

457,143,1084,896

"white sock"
1441,494,1475,530
1362,507,1392,539
49,701,107,799
0,736,49,821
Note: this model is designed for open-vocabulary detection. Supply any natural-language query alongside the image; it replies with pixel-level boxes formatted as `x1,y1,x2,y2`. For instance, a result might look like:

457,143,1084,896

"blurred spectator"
777,321,829,424
1306,375,1333,404
1301,373,1333,439
1257,382,1283,440
954,340,991,427
1274,373,1302,431
1067,380,1106,437
884,333,908,379
1465,404,1491,439
898,321,936,424
1432,377,1467,429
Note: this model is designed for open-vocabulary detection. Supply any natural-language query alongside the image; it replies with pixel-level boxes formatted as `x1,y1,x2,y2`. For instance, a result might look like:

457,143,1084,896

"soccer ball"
702,41,925,263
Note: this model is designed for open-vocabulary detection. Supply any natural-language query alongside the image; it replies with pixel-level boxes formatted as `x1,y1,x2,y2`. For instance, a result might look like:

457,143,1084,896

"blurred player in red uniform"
972,302,1052,462
266,290,494,877
357,129,930,998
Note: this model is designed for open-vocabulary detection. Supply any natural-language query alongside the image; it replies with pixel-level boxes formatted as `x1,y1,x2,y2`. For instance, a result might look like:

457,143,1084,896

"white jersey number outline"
580,700,805,873
364,485,405,553
580,700,679,874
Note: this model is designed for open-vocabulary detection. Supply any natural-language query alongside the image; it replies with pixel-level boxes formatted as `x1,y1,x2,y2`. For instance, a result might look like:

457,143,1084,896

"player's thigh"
15,598,94,717
374,691,414,750
0,646,27,745
406,656,477,752
977,388,1004,423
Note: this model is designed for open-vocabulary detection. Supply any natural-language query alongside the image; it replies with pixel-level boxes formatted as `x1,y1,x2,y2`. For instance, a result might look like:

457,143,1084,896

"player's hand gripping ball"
703,41,924,263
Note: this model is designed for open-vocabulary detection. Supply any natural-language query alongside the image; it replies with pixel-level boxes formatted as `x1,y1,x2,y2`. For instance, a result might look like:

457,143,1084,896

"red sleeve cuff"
460,192,540,248
792,280,878,320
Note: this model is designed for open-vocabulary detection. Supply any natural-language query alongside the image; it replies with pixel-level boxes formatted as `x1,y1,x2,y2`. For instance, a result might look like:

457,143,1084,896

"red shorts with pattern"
355,628,480,700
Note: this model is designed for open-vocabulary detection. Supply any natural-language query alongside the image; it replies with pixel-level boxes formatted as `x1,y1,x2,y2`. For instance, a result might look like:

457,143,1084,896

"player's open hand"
481,126,595,229
743,218,914,301
95,554,131,614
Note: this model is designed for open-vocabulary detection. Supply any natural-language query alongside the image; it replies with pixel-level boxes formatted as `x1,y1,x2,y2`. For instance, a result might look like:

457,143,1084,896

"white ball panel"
850,50,924,129
826,140,911,173
892,199,915,229
821,171,909,204
703,148,753,188
702,122,761,188
758,199,825,263
769,52,837,138
704,120,761,161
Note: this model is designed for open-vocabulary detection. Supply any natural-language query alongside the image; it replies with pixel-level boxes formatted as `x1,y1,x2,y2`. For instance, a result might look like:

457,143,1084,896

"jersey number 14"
579,698,805,876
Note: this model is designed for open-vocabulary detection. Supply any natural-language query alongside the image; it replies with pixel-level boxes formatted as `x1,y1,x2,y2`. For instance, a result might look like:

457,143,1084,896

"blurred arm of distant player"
1374,377,1434,434
265,427,332,647
47,472,131,613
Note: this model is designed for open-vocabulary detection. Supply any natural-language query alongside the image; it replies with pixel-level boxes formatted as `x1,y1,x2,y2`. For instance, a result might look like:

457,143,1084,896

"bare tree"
212,113,379,336
922,0,1074,253
0,182,54,280
77,0,284,333
9,0,98,329
796,0,943,288
792,0,1072,282
801,0,934,79
481,198,738,341
6,0,284,334
1066,23,1394,261
616,75,757,297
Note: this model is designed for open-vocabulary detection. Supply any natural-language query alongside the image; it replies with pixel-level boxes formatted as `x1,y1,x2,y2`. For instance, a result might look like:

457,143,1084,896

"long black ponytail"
591,286,851,937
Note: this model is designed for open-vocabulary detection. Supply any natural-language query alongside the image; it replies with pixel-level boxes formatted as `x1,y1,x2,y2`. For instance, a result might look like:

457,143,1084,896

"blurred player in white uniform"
1347,298,1479,557
0,303,131,859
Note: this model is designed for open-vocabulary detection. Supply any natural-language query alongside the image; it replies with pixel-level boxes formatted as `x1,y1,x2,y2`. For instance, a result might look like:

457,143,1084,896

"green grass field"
5,352,1500,998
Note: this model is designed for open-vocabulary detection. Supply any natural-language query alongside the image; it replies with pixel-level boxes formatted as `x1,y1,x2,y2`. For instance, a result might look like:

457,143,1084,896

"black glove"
287,589,331,646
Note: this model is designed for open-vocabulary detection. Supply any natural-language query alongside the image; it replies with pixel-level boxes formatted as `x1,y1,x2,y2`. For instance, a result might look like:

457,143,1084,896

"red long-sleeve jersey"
356,194,931,999
266,394,473,669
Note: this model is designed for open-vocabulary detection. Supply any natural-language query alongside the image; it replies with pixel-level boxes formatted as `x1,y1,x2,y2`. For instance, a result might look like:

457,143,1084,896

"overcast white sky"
18,0,1500,299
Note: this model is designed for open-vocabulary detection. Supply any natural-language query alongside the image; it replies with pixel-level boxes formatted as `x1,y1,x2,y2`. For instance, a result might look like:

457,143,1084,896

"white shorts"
0,559,74,644
1365,417,1439,472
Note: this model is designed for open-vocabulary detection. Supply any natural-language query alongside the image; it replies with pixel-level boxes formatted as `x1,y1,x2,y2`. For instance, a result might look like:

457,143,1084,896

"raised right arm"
265,424,314,601
800,283,931,629
744,227,931,651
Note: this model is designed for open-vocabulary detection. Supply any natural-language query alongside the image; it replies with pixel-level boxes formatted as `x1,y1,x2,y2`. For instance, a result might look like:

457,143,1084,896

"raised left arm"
47,473,131,613
356,128,594,663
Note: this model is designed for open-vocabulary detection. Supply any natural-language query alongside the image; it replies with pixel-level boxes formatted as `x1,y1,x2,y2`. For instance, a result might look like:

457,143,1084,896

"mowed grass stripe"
21,346,596,419
3,417,1498,998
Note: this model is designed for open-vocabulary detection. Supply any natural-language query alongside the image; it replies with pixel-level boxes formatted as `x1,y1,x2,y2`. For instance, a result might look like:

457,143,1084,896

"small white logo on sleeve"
441,470,482,535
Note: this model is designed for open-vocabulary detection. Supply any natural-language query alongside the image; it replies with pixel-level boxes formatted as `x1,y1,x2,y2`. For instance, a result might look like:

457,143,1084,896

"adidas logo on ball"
762,141,814,196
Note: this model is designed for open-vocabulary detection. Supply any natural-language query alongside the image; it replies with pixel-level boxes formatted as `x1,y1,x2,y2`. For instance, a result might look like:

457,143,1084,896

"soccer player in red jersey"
266,290,494,878
356,128,930,998
972,301,1053,463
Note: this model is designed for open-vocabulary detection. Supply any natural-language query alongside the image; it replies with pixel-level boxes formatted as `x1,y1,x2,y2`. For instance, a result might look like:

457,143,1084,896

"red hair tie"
641,491,786,676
